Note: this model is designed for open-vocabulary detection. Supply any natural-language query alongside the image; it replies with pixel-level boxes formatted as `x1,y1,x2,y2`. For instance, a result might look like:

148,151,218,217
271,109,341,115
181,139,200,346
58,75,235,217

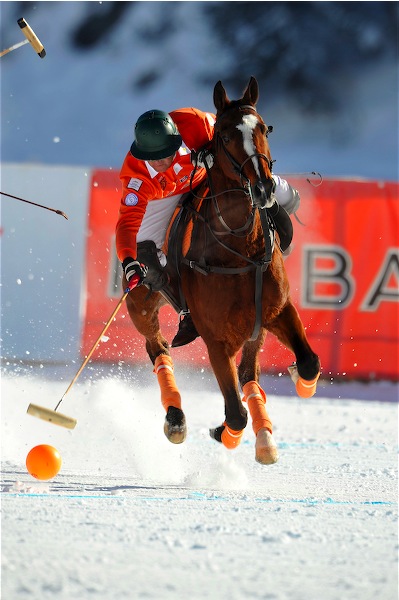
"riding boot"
136,240,169,292
267,201,293,253
171,314,200,348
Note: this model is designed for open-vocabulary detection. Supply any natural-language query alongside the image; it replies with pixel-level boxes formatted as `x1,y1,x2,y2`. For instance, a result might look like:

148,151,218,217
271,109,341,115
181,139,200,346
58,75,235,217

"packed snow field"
1,364,398,600
1,3,398,598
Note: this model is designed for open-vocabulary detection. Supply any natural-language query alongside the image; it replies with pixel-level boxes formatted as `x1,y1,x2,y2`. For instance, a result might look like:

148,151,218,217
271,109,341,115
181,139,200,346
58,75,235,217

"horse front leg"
125,284,186,444
206,342,248,450
268,300,321,398
239,333,279,465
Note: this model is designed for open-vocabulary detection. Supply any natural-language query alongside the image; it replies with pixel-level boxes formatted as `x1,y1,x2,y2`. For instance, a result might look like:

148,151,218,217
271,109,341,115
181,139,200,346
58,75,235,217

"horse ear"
242,76,259,106
214,80,230,112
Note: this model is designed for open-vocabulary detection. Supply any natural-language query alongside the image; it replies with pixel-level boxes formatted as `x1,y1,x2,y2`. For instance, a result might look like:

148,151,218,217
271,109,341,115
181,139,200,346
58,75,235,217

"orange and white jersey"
116,107,216,262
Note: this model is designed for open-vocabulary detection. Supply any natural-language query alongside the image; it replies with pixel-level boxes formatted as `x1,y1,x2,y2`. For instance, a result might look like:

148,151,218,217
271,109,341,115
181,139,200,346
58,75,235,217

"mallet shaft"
0,191,68,219
53,291,132,411
0,38,29,57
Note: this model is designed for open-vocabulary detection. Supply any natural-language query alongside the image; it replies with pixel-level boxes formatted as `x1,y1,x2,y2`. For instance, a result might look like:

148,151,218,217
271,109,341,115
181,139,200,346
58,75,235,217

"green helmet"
130,110,182,160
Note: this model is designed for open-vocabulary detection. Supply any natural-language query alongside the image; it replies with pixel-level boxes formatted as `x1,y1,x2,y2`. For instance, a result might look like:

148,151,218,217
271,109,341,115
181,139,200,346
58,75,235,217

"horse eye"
222,135,230,144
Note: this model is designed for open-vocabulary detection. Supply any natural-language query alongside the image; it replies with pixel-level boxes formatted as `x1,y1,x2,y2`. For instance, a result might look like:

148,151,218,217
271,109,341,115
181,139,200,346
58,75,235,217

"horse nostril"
254,182,265,197
254,180,273,199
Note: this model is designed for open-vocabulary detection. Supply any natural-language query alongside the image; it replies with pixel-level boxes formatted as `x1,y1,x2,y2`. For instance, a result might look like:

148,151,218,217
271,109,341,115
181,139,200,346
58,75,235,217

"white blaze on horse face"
236,114,261,177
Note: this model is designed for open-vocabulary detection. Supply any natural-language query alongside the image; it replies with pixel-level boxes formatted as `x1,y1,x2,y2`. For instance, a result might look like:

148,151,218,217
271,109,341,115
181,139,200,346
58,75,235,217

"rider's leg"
270,175,301,255
137,240,169,291
136,240,200,347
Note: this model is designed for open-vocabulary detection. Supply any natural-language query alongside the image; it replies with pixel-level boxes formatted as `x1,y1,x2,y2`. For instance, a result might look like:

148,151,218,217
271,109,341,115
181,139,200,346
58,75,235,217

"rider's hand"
191,148,214,170
122,257,148,288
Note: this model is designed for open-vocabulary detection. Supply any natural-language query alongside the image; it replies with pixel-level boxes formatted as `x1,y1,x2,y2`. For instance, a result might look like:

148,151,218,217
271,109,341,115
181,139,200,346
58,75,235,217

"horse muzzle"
251,179,275,209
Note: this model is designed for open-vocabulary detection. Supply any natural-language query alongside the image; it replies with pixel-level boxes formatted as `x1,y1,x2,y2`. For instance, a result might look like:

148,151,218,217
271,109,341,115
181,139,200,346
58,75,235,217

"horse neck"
203,167,266,262
208,164,253,230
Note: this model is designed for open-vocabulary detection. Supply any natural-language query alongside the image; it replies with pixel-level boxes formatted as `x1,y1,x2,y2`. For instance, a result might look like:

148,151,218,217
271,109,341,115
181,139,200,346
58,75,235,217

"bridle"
181,103,277,340
191,103,275,206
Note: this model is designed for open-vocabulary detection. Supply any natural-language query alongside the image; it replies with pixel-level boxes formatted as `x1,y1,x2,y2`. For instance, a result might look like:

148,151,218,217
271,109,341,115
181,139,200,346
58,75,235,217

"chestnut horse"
123,77,320,464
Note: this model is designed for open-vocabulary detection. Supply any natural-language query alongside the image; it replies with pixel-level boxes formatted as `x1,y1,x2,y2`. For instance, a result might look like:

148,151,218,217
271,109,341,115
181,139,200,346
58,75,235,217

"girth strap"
180,258,259,276
181,257,269,342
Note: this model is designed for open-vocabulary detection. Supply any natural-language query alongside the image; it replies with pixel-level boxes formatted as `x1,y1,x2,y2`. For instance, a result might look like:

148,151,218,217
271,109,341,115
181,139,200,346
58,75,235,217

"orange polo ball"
26,444,62,480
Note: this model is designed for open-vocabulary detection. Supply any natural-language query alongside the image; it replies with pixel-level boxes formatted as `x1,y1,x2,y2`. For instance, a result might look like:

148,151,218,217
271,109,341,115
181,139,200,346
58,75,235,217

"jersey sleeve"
170,108,215,151
115,153,155,262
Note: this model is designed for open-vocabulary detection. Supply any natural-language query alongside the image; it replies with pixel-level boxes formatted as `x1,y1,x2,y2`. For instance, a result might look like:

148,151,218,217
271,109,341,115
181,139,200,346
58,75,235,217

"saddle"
162,190,205,313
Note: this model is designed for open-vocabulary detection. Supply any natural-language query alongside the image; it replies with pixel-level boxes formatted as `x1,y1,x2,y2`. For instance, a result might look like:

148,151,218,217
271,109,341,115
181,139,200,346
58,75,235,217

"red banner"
82,171,399,381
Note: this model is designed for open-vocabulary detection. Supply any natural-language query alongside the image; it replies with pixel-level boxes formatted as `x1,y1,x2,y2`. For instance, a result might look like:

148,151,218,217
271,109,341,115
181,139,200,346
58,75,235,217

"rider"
115,108,300,347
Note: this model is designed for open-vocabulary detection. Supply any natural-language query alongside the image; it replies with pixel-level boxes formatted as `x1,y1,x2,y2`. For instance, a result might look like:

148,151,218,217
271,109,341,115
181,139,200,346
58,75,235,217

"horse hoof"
255,428,279,464
288,364,320,398
164,406,187,444
209,425,223,443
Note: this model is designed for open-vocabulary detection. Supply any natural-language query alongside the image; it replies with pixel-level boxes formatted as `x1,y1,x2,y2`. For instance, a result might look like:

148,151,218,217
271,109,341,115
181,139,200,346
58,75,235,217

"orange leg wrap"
296,372,320,399
242,381,272,435
153,355,182,412
221,424,244,449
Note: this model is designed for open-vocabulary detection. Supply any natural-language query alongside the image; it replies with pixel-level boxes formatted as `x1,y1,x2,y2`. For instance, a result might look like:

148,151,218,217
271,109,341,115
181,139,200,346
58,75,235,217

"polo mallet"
1,191,68,219
0,18,46,59
27,277,139,429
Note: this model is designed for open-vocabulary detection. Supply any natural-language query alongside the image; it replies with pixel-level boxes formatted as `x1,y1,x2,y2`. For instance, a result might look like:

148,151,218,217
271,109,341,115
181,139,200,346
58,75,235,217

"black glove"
191,148,214,170
122,257,148,289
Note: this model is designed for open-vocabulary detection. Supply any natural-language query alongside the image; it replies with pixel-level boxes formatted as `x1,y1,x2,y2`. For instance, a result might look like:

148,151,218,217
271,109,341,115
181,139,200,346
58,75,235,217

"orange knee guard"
153,355,181,412
242,381,272,436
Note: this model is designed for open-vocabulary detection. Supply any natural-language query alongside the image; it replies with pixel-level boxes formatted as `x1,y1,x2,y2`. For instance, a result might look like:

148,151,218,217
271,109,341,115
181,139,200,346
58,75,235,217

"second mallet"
0,17,46,59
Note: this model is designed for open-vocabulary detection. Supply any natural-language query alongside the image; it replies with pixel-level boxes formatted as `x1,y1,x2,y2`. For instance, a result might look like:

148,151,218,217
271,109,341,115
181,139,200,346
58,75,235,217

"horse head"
213,76,275,208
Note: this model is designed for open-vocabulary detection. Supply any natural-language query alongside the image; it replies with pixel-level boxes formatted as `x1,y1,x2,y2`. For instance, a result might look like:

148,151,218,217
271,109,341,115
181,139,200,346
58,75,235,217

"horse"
123,76,321,464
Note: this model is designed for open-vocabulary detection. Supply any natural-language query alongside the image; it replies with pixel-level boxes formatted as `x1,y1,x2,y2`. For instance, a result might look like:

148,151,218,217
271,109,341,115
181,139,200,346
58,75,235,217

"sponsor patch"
173,163,183,175
124,192,139,206
127,177,143,191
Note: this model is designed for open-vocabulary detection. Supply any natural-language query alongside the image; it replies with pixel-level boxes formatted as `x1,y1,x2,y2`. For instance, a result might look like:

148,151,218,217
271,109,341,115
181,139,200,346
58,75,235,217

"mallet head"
17,17,46,58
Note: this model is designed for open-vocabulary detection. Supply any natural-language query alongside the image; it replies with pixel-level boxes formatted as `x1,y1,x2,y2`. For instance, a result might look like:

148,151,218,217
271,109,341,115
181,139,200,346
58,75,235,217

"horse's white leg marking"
236,115,260,177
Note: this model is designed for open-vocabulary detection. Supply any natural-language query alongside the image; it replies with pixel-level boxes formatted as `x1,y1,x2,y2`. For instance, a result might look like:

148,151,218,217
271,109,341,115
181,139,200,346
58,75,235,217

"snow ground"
1,364,398,600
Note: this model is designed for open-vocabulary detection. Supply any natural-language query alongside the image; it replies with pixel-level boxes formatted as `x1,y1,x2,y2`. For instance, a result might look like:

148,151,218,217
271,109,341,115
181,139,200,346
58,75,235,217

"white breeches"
136,194,183,266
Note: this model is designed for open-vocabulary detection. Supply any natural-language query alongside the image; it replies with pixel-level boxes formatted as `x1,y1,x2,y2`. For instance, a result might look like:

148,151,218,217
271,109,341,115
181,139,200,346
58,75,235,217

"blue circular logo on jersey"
125,193,139,206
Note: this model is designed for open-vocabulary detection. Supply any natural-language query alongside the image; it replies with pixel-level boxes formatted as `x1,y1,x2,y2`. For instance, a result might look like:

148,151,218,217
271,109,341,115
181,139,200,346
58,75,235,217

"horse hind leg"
242,381,279,464
239,338,278,464
268,301,321,398
154,355,187,444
